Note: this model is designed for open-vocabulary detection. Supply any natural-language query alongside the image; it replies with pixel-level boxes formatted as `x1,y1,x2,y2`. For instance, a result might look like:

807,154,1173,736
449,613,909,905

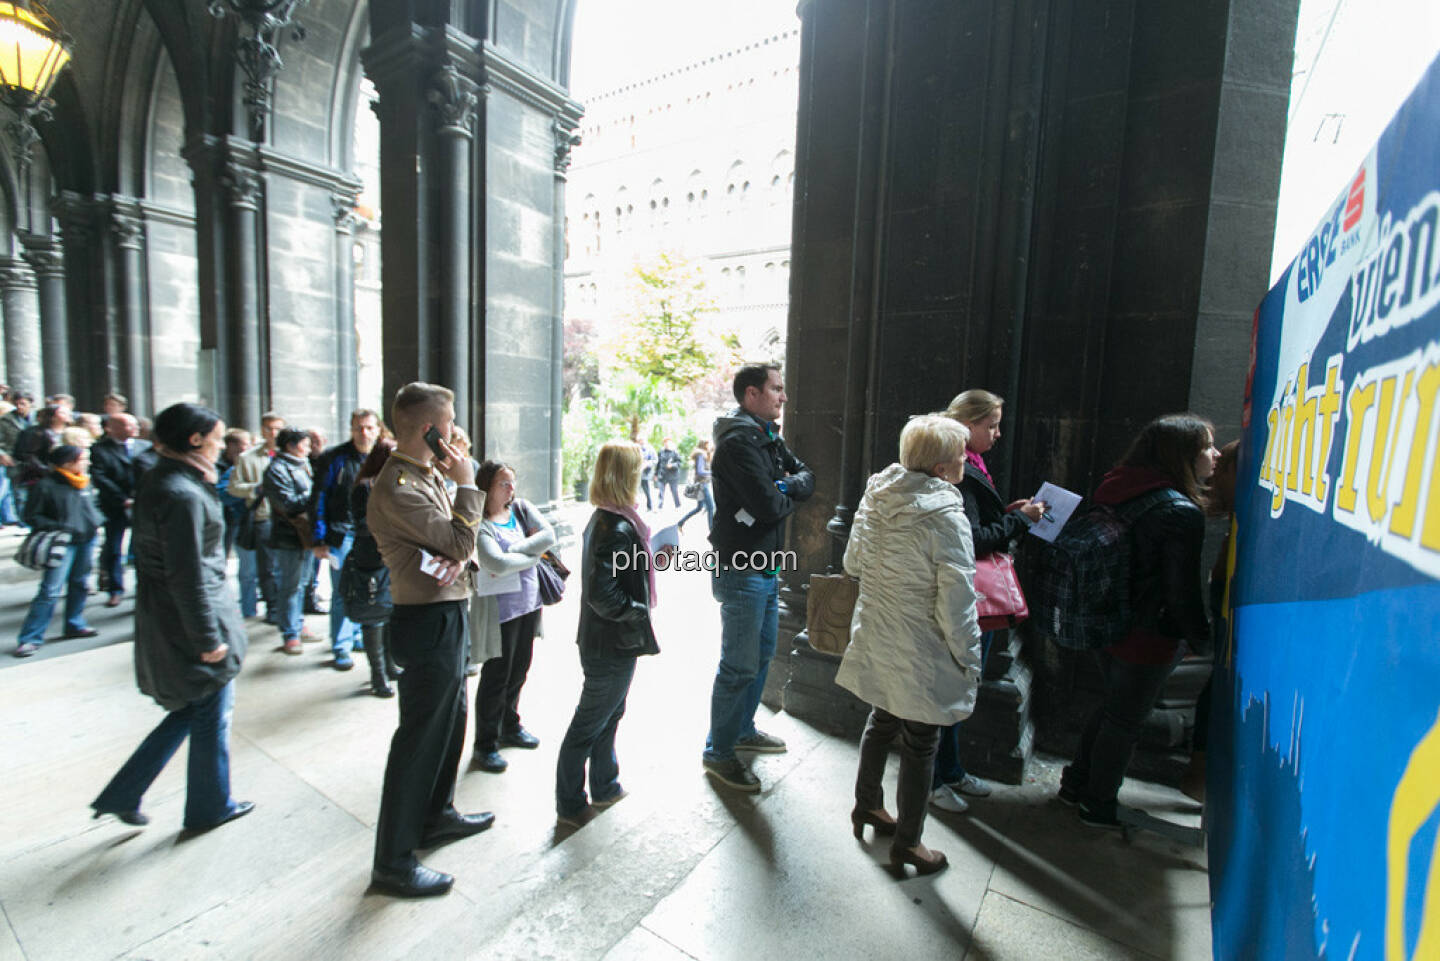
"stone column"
0,258,41,396
551,117,581,508
219,163,264,432
332,193,360,425
111,212,148,415
428,64,478,429
20,236,68,395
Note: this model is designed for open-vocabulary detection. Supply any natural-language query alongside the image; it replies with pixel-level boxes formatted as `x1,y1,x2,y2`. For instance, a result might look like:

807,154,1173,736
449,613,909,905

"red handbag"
974,552,1028,631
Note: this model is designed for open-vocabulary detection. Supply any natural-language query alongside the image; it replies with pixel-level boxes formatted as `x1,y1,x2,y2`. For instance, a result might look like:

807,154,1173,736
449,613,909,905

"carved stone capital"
331,192,359,233
219,166,263,210
0,258,37,290
553,118,582,177
111,214,144,250
428,65,478,137
20,243,64,277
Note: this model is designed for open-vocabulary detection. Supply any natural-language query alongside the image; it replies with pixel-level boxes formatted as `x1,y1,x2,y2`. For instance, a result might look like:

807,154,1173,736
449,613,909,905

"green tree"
616,254,731,392
603,370,674,443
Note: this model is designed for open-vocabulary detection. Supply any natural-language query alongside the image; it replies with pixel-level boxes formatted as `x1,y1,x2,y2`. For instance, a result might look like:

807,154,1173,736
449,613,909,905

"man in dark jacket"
655,437,683,508
90,412,151,606
702,363,814,792
310,409,382,665
13,445,104,657
0,390,33,524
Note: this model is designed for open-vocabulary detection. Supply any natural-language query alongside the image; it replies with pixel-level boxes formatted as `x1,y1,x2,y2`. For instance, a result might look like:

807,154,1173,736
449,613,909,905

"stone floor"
0,518,1212,961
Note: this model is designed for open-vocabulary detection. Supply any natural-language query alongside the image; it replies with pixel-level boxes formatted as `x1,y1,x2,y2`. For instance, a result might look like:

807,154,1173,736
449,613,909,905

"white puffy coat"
836,463,983,726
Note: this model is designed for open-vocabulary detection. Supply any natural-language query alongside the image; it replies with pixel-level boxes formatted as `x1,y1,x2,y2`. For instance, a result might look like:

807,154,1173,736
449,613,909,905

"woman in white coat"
838,414,983,876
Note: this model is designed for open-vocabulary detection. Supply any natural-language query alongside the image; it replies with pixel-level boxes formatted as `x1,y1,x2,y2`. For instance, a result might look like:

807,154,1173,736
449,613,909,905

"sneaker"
928,786,969,813
703,757,761,793
591,788,628,809
299,627,322,643
498,727,540,750
950,774,991,798
1057,783,1081,806
282,638,303,656
1077,800,1122,830
735,730,787,754
333,652,354,671
13,642,39,658
465,663,480,677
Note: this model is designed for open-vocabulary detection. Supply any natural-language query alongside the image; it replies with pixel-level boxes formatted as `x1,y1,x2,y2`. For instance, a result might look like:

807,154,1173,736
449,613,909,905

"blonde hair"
391,382,454,438
60,426,95,449
899,415,969,473
590,441,642,506
944,388,1003,426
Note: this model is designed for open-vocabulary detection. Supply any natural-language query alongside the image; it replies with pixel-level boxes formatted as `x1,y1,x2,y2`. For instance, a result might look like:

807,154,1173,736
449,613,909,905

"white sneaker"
928,786,969,813
951,774,992,798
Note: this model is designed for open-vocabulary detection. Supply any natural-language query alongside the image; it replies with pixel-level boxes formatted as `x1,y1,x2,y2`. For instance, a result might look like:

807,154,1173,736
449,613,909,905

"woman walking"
345,438,401,697
554,442,660,828
1059,413,1218,828
469,460,556,773
263,427,316,657
929,390,1046,812
838,414,983,876
90,403,253,830
676,440,715,533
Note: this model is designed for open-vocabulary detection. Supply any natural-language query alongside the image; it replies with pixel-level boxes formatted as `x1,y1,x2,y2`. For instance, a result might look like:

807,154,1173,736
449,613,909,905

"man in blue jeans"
703,363,814,792
310,409,382,670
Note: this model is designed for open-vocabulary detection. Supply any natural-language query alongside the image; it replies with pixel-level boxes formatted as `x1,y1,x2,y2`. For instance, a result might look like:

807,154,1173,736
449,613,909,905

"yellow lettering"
1390,360,1440,539
1289,364,1317,494
1314,360,1343,503
1423,409,1440,552
1261,406,1278,487
1386,709,1440,960
1273,389,1294,514
1368,372,1414,524
1337,381,1377,515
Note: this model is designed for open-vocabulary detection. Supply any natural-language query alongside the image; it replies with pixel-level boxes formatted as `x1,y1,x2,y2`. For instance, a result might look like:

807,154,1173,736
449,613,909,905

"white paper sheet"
650,524,681,552
1025,482,1083,543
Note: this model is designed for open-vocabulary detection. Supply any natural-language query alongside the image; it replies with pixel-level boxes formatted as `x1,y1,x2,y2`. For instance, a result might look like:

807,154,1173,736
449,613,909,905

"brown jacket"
366,451,484,605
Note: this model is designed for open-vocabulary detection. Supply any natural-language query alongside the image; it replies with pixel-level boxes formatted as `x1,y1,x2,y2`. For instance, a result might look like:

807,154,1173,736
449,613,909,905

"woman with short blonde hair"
556,440,660,828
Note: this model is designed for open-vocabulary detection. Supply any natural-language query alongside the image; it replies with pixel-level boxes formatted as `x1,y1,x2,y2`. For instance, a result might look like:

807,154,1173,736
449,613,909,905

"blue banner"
1211,53,1440,961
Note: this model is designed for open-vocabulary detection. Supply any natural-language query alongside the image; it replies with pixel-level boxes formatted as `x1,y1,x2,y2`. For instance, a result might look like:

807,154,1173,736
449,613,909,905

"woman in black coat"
344,438,400,697
554,441,660,829
91,403,254,831
929,390,1047,812
262,427,314,656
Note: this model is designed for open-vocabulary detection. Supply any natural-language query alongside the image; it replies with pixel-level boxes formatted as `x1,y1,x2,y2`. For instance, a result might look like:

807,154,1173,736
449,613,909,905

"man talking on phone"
366,382,491,898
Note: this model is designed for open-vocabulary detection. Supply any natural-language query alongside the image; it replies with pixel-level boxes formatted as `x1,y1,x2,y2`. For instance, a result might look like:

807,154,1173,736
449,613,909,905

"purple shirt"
491,511,540,623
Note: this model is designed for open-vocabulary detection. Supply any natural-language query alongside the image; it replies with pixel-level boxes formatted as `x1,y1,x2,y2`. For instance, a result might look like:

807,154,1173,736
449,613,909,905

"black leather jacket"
958,462,1032,558
262,453,312,550
1126,494,1210,643
577,509,659,659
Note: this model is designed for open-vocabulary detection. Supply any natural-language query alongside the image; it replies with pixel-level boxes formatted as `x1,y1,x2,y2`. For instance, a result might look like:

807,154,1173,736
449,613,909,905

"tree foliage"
615,254,734,392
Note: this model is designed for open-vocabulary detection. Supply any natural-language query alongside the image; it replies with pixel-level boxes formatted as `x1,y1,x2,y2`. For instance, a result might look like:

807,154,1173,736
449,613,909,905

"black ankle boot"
378,624,402,680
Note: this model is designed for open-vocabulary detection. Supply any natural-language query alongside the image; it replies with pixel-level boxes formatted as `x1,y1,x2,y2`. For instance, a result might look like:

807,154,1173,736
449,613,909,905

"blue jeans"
18,538,94,647
933,631,996,788
100,515,128,595
326,532,359,653
0,469,19,525
678,484,715,530
92,681,239,828
556,653,637,816
235,546,259,618
704,568,779,761
272,547,306,640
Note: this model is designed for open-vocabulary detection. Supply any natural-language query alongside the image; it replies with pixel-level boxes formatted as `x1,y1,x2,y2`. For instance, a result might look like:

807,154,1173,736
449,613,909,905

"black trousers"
474,608,541,752
373,600,469,871
855,706,941,851
1062,650,1179,808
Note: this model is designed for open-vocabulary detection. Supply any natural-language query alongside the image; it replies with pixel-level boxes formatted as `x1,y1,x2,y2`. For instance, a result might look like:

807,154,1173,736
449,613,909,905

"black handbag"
339,560,392,625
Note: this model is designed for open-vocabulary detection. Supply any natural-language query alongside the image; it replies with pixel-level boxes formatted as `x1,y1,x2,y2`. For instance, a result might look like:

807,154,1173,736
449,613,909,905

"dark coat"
957,462,1032,558
262,453,313,550
656,448,683,483
90,436,152,519
12,425,55,486
347,480,384,570
23,471,102,540
577,509,659,659
131,459,247,712
708,408,814,564
310,441,365,547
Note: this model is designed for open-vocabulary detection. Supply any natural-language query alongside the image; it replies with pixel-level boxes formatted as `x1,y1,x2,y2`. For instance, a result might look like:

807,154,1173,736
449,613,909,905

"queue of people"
49,363,1219,899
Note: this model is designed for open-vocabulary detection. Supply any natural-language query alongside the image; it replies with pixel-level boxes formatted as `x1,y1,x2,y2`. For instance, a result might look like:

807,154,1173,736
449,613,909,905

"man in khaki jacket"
367,382,493,898
225,412,285,624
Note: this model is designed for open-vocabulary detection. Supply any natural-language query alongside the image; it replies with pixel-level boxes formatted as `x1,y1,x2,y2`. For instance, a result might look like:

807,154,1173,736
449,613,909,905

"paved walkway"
0,516,1211,960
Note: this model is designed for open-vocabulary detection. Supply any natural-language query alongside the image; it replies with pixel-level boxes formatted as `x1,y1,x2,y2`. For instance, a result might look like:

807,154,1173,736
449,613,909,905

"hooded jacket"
708,408,814,565
836,464,983,725
1093,466,1209,663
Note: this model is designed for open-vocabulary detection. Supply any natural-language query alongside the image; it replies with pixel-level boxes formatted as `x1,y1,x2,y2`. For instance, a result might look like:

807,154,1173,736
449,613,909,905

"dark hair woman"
676,440,715,533
468,459,556,773
91,403,254,830
1060,412,1220,828
345,438,400,696
262,426,314,656
12,444,103,657
554,442,660,829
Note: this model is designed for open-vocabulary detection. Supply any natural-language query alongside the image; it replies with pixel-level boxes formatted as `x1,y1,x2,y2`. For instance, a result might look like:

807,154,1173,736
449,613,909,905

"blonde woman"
838,414,983,876
555,441,660,829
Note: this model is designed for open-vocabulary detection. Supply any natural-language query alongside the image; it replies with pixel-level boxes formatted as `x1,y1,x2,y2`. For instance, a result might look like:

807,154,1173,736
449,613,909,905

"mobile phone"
422,425,448,462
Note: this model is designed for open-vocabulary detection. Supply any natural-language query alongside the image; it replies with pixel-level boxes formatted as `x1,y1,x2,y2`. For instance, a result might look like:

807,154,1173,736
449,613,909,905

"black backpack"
1030,488,1190,650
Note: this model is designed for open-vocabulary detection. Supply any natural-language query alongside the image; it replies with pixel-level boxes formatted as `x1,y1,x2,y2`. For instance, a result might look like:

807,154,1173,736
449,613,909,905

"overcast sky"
569,0,800,96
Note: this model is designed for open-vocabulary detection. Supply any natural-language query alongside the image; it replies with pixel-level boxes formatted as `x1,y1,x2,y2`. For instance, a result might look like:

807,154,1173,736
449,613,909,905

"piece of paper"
474,568,521,596
734,507,756,527
1026,482,1083,543
650,524,681,552
418,549,446,578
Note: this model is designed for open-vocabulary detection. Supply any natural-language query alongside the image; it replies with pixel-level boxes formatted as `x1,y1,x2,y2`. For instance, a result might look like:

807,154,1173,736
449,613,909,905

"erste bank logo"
1296,168,1367,303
